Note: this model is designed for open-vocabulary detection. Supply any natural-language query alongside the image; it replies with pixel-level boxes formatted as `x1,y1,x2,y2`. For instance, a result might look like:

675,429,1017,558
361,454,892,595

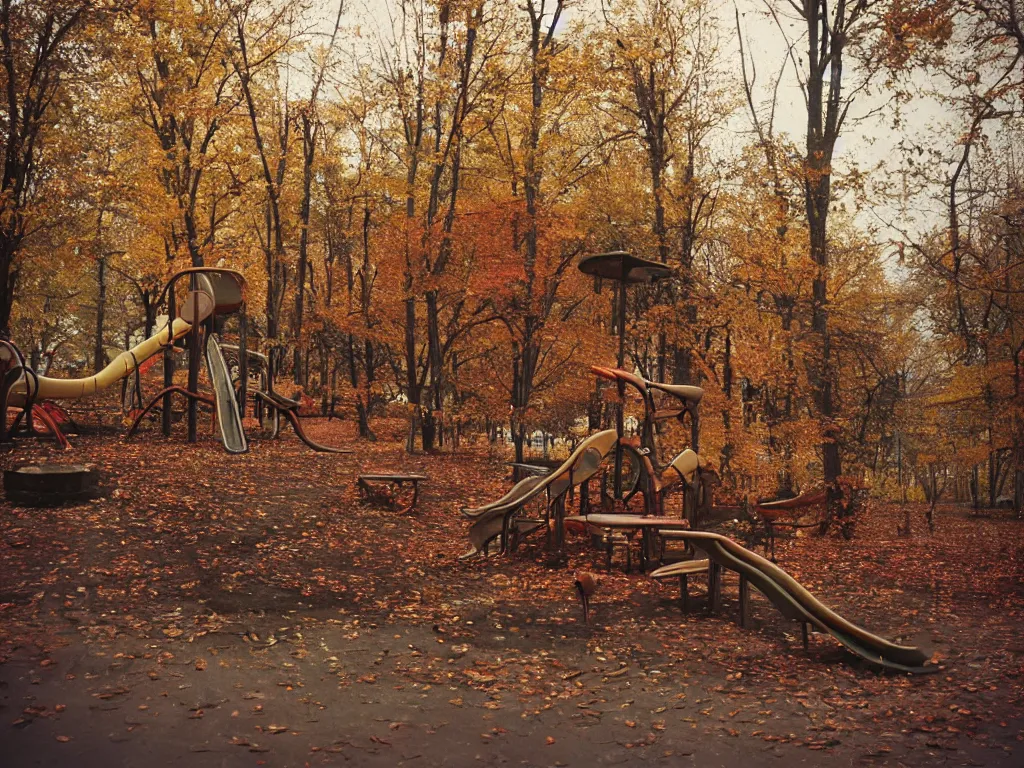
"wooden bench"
650,559,710,613
357,474,427,511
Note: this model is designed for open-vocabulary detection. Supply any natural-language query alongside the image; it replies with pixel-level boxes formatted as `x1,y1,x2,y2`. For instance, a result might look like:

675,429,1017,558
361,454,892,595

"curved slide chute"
661,530,933,673
205,333,248,454
253,390,352,454
8,316,195,406
460,430,619,559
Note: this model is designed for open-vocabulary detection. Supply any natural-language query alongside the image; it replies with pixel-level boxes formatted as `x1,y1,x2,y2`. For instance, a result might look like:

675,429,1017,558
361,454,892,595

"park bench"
357,474,427,512
650,559,710,613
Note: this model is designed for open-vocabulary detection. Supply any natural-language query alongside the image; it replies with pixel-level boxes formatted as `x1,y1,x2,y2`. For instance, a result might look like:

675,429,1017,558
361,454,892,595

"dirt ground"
1,417,1023,767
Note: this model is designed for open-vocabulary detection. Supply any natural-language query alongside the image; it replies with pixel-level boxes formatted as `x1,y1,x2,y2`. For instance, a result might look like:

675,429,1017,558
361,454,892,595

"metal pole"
238,310,248,418
614,281,626,499
187,276,200,443
162,284,175,437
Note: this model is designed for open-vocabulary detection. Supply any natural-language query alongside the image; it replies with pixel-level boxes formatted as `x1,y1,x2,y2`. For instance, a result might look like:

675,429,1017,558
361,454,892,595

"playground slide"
462,475,548,518
252,390,352,453
460,430,619,558
205,333,248,454
8,316,195,405
279,407,351,453
755,488,827,516
461,476,548,558
676,530,933,673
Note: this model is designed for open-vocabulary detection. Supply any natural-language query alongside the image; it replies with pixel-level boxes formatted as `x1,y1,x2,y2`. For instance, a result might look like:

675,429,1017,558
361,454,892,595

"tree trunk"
94,256,106,372
803,0,845,512
294,116,316,385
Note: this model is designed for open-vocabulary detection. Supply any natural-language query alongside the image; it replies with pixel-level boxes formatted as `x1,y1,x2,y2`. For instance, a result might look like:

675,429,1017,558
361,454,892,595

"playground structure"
1,267,347,454
462,363,715,559
458,250,933,673
1,268,246,451
577,251,673,499
461,429,620,559
0,340,78,449
462,364,931,672
590,365,714,521
461,252,714,560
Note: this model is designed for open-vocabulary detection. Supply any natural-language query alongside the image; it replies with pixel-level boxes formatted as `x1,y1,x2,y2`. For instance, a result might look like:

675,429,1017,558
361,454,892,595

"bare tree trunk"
94,256,106,372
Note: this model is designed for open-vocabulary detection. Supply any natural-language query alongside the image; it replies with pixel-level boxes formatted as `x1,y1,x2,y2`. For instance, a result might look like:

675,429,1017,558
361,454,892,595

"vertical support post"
544,490,552,550
613,281,626,499
162,283,175,437
553,495,565,552
679,573,689,613
187,278,200,444
801,621,809,650
707,563,719,614
238,309,248,418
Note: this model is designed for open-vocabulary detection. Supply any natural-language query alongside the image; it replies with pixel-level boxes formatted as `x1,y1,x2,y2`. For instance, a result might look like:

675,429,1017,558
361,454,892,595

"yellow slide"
7,316,195,406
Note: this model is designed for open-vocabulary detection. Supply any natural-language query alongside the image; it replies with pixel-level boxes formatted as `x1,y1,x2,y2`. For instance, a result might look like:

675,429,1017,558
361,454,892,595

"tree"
0,0,95,333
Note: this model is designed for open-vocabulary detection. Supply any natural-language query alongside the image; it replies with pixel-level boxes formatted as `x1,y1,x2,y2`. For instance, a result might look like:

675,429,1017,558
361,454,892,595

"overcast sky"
323,0,971,263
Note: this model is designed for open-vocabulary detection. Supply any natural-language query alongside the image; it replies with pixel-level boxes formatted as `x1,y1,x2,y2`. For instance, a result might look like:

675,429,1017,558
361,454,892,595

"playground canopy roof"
577,251,674,284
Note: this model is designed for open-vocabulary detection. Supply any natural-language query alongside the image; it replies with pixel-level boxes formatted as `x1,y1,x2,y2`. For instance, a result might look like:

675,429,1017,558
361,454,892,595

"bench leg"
739,573,748,629
802,621,809,651
606,538,613,572
679,573,689,613
409,481,420,510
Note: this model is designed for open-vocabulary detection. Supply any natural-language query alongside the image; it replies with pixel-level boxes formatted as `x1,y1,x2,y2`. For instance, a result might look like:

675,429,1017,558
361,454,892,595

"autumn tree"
0,0,99,334
601,0,729,391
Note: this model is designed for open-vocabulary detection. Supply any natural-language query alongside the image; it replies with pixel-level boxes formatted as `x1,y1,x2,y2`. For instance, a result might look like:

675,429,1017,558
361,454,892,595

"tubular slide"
674,530,933,673
205,333,248,454
7,316,194,406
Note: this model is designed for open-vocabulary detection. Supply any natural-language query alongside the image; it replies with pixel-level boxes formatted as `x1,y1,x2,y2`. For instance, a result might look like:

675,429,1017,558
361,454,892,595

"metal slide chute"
667,530,934,673
205,333,248,454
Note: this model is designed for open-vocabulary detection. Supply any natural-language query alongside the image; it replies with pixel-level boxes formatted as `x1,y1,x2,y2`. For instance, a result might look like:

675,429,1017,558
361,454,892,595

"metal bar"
187,278,200,443
238,309,248,418
162,284,175,437
613,282,626,499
